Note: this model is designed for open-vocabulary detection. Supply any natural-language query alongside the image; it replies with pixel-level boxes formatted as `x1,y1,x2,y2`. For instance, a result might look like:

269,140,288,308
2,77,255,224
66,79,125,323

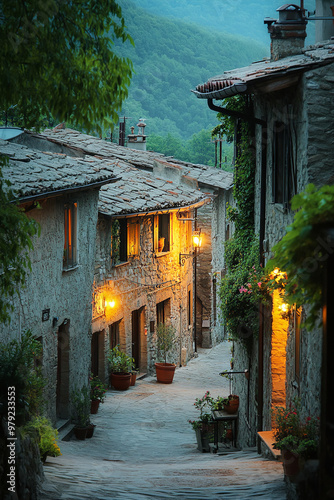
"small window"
156,298,170,325
294,307,302,384
112,218,140,265
272,121,297,209
154,214,170,253
109,322,120,350
63,202,77,269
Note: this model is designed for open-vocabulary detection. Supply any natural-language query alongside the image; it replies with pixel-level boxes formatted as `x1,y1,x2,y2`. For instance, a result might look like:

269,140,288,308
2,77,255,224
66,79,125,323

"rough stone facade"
92,210,196,381
233,59,334,449
0,189,101,424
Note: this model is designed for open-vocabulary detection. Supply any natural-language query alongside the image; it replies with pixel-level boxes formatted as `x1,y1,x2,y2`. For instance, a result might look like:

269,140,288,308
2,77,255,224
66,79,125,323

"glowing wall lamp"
104,299,116,309
192,230,202,248
179,229,202,266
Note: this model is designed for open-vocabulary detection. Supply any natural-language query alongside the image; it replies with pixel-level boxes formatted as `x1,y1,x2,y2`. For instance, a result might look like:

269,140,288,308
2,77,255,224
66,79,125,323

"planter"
195,425,214,452
110,372,131,391
86,424,96,439
90,399,100,414
130,372,137,386
73,426,88,440
155,362,176,384
282,450,303,478
223,396,239,414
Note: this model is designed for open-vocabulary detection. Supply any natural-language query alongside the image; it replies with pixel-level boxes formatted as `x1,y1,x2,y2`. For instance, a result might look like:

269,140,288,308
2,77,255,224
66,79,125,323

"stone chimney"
265,4,307,61
127,118,147,151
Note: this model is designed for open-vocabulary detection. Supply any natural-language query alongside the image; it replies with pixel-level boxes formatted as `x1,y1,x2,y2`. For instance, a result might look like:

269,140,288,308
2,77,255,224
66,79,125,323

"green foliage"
90,374,108,403
156,323,176,364
22,416,61,459
272,399,320,460
0,0,133,133
114,0,267,139
71,386,91,428
0,159,40,324
108,345,134,373
0,331,45,424
266,184,334,329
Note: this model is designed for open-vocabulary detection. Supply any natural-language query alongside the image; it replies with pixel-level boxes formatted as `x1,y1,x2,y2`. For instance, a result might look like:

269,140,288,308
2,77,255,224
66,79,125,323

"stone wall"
92,210,195,377
0,189,100,424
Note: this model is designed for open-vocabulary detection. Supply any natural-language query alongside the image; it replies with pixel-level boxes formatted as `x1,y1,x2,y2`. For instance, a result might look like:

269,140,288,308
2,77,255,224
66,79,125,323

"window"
212,277,217,326
112,218,139,265
63,202,77,269
272,121,297,209
109,322,120,350
294,307,302,384
187,285,192,327
154,214,170,253
156,298,170,325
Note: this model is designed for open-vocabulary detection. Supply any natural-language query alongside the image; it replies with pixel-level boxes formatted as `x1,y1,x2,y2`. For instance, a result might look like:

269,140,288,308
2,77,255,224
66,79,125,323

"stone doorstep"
56,419,75,442
209,443,242,455
257,430,282,461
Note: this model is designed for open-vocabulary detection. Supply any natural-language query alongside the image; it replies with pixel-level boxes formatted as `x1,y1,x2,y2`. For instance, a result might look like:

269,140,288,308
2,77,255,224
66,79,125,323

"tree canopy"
0,0,133,133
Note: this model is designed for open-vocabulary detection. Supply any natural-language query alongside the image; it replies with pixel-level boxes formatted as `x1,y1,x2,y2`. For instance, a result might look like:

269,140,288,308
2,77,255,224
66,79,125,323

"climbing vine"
216,96,267,351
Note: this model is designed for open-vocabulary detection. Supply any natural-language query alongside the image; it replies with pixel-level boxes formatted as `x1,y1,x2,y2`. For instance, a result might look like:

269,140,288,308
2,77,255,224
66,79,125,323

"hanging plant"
266,183,334,329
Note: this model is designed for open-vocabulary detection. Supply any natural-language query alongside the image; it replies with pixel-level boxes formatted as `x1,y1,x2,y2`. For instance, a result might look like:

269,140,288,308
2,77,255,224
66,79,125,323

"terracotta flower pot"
73,426,87,440
282,450,302,477
130,372,137,386
223,395,239,414
90,399,100,414
155,362,176,384
86,424,96,439
110,372,131,391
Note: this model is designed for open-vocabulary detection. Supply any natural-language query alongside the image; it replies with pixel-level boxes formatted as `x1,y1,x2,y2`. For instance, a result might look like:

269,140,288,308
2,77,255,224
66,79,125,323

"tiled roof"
37,129,233,191
0,139,118,202
97,160,209,217
193,40,334,99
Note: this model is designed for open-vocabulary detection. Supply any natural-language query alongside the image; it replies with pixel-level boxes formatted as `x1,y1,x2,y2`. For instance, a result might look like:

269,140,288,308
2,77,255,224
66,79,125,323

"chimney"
265,4,307,61
127,118,147,151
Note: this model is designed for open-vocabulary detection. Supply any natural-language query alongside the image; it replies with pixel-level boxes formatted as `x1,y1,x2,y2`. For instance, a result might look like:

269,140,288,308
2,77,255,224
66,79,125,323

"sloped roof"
36,128,233,191
98,160,209,217
193,40,334,99
0,139,118,203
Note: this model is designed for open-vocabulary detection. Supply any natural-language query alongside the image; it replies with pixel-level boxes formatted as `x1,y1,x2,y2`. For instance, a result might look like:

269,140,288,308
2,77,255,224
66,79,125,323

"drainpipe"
194,208,198,353
206,97,267,452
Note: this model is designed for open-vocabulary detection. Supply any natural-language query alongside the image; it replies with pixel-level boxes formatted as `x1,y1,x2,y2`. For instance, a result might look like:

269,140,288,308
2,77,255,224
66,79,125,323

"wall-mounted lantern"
179,229,202,266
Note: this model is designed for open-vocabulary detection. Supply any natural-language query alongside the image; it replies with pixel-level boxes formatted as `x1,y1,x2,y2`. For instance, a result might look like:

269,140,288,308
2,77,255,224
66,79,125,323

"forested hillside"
114,0,268,140
134,0,315,45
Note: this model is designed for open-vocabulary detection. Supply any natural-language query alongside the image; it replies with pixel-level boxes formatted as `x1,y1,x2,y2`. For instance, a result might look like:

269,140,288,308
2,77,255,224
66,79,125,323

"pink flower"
257,282,262,287
247,283,251,288
239,286,247,293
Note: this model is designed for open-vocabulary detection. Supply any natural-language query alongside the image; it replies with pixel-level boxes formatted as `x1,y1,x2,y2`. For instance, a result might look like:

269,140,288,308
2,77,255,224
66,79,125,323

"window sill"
154,251,170,258
63,264,79,273
113,261,130,268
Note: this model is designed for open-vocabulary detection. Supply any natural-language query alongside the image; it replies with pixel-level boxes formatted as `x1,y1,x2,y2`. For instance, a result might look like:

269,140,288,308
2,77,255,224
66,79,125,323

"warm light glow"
192,231,202,248
279,303,289,313
270,267,286,282
104,299,116,309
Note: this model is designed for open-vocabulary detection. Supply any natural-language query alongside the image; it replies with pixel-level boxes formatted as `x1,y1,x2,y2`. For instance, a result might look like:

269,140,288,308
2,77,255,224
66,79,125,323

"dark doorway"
132,307,147,373
56,320,70,419
91,331,105,380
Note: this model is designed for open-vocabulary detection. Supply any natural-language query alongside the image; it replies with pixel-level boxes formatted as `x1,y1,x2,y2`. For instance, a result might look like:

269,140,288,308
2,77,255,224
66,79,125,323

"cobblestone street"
41,342,286,500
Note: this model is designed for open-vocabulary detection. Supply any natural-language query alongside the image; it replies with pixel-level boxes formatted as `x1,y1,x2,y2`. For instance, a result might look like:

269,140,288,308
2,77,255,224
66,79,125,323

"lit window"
154,213,170,253
63,202,77,269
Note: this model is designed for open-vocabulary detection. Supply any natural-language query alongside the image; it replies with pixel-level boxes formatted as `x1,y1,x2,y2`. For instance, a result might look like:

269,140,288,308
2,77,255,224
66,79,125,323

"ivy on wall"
216,96,266,351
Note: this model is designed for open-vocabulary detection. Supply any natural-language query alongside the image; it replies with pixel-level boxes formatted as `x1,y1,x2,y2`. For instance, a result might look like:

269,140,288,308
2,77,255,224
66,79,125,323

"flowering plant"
272,399,320,460
188,391,213,430
90,374,107,403
22,416,61,459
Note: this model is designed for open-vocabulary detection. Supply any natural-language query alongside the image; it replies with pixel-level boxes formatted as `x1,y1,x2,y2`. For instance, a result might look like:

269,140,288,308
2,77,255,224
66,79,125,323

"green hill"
114,0,268,139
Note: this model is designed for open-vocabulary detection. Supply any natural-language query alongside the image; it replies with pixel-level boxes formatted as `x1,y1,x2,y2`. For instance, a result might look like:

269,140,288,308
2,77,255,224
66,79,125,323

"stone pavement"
40,342,286,500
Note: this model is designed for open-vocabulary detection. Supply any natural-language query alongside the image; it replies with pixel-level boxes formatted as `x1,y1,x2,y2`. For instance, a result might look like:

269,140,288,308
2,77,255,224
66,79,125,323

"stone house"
0,136,118,423
35,127,234,350
193,0,334,483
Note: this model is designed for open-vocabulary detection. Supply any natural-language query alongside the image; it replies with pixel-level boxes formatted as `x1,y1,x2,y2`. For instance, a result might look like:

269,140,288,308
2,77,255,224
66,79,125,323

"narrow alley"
41,342,286,500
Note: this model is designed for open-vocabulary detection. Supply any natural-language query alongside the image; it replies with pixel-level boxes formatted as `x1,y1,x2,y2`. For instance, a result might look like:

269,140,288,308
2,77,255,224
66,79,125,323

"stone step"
257,430,281,460
56,419,74,441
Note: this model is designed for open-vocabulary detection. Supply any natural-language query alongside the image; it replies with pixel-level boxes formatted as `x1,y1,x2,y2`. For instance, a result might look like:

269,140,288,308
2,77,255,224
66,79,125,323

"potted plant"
22,416,61,463
71,386,91,440
222,394,239,414
154,323,177,384
108,345,134,391
90,374,107,413
188,391,214,452
272,399,320,477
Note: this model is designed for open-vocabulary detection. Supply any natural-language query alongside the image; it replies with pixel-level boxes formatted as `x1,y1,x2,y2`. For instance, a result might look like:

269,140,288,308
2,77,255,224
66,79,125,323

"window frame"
272,120,297,210
63,201,78,270
154,213,171,254
112,218,140,266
